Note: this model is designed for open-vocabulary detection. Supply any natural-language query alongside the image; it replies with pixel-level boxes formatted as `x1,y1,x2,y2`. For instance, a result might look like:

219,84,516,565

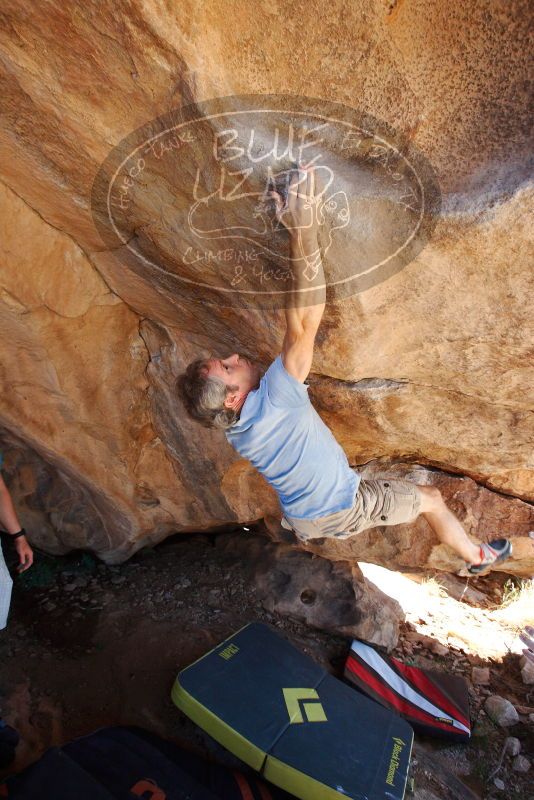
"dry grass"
360,563,534,659
492,578,534,629
419,576,448,599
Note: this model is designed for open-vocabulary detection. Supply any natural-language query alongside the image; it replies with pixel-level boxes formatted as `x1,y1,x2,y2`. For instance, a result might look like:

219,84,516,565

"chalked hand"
268,164,321,239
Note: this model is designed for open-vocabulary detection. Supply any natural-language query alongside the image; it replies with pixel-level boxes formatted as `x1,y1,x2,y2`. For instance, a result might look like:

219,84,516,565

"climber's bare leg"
416,485,481,563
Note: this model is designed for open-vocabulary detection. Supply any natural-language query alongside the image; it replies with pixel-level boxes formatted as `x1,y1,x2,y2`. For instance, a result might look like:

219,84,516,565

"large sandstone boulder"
0,1,532,576
215,534,403,650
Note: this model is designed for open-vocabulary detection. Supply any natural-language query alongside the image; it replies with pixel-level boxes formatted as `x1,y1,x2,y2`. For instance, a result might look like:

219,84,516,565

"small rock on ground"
471,666,490,684
520,657,534,685
512,754,531,773
430,642,448,657
505,736,521,756
484,695,519,727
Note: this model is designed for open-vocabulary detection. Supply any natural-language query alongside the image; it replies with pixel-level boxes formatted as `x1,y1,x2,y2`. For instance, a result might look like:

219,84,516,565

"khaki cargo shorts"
282,478,422,542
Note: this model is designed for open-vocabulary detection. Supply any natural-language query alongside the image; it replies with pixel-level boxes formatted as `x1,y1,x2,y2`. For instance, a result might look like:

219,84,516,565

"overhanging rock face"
0,1,532,573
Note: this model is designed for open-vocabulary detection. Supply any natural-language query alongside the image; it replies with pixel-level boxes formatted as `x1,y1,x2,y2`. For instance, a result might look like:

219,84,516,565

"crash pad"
0,725,290,799
172,622,413,800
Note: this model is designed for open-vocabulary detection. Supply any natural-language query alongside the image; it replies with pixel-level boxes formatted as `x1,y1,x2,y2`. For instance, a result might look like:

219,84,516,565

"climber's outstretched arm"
270,166,326,383
281,234,325,383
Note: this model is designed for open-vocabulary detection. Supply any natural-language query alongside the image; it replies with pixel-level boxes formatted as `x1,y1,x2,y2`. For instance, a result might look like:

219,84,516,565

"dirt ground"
0,528,532,800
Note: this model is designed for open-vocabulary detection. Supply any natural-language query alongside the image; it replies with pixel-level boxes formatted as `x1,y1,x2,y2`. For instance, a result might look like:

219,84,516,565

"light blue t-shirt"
225,355,360,520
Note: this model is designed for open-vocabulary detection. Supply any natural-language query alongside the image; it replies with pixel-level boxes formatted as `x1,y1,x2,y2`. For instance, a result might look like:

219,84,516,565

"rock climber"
177,165,512,576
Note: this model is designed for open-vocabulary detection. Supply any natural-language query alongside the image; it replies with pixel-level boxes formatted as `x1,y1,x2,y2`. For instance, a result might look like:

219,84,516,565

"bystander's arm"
0,474,33,572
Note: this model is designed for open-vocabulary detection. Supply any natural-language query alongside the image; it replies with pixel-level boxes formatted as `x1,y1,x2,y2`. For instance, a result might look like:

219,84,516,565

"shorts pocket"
381,484,393,516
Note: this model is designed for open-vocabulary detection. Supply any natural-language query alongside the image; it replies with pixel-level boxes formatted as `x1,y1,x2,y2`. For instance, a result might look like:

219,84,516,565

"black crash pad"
1,725,291,799
172,622,413,800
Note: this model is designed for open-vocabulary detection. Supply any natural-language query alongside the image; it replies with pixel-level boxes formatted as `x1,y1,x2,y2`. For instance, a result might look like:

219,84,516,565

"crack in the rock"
310,371,533,414
0,178,136,311
353,456,533,506
398,378,533,414
0,177,88,251
90,20,140,78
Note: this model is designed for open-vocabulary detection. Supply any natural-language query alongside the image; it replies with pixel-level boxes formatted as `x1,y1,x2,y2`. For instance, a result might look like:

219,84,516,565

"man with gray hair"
177,166,511,576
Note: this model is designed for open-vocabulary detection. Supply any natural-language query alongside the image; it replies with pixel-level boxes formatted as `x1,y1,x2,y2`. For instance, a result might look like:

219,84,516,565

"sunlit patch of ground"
359,563,534,660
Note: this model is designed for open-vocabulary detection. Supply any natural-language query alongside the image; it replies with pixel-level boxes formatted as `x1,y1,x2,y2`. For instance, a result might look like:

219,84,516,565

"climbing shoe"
467,539,512,575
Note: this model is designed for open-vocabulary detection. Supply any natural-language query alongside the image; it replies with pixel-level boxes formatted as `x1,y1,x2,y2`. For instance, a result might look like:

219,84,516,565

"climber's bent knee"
416,484,444,514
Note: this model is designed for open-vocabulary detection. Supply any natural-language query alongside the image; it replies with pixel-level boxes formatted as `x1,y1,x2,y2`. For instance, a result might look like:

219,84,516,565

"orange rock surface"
0,1,531,570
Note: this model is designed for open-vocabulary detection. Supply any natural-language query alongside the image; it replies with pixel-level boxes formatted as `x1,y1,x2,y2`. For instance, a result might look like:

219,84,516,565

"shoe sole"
467,542,513,576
